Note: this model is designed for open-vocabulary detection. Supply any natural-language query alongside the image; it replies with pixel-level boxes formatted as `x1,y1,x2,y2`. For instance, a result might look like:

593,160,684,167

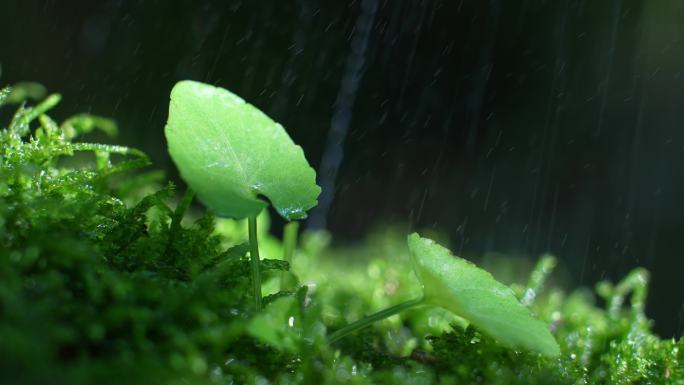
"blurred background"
1,0,682,337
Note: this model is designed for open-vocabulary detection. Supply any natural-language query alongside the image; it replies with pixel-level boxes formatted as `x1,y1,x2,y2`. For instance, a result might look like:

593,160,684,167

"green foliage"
326,234,559,358
0,85,297,384
0,84,681,384
164,80,320,221
297,230,682,384
407,233,560,357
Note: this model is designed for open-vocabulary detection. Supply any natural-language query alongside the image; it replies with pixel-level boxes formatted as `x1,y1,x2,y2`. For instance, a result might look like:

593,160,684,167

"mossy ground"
0,85,681,384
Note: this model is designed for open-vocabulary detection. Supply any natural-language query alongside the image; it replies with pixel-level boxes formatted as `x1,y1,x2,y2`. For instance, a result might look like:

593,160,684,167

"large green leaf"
407,233,561,357
165,80,320,220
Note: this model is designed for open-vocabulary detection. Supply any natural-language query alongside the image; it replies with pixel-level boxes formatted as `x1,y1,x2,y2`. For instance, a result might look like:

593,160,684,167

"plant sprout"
328,233,561,358
3,82,679,383
163,80,558,354
165,80,320,310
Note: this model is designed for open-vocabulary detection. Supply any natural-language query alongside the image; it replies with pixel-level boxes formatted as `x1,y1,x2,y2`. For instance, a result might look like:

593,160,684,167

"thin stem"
281,221,299,291
327,297,424,344
248,215,263,311
521,255,557,306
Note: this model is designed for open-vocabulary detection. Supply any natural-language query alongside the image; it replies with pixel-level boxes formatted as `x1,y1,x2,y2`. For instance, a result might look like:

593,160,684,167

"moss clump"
0,85,681,384
0,85,283,384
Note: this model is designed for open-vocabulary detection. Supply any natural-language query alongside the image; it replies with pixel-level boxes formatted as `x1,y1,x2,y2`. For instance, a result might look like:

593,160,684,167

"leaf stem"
248,215,263,311
327,297,424,344
281,221,299,291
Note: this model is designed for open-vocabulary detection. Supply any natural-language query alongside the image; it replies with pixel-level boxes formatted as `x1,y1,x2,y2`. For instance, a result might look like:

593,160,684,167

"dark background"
1,0,683,337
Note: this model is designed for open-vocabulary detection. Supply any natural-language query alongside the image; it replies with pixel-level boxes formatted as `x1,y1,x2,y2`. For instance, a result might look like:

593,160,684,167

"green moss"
0,85,681,384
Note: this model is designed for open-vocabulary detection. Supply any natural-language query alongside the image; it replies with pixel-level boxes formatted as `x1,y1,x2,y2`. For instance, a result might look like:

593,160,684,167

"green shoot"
522,254,558,306
328,233,561,358
164,80,320,311
4,82,679,384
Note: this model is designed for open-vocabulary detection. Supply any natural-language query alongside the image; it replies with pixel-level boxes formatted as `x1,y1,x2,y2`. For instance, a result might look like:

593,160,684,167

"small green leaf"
407,233,560,357
247,296,301,352
165,80,320,220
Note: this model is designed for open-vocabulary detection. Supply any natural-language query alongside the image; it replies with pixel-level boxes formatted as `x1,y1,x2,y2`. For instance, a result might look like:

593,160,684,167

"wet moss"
0,85,680,384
